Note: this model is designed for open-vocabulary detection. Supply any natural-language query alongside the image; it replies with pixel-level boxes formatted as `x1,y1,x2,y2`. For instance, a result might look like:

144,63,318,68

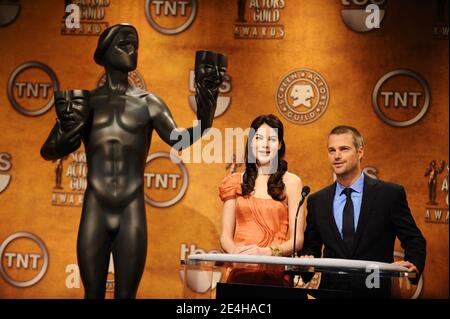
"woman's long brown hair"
241,114,287,201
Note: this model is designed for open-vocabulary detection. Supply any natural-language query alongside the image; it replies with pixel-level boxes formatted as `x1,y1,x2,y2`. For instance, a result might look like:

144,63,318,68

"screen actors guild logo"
341,0,386,32
372,69,431,127
235,0,285,39
0,0,21,27
145,0,197,35
0,232,49,288
144,152,189,208
424,160,448,224
61,0,110,36
7,62,60,116
0,153,12,193
275,68,329,125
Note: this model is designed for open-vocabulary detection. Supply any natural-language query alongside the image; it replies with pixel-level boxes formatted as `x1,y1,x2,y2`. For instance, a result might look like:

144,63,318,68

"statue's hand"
194,50,227,90
195,81,217,125
54,120,84,154
194,51,228,126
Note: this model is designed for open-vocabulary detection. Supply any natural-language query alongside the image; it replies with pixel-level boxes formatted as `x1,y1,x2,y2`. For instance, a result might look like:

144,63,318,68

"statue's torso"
84,88,153,204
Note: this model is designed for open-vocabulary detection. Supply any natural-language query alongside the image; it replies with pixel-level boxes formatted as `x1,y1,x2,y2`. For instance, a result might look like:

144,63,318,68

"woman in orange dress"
219,114,305,286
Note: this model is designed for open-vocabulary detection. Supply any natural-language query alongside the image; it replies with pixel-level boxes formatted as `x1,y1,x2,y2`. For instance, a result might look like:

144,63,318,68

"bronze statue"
41,23,227,299
236,0,247,22
54,158,63,189
424,160,445,205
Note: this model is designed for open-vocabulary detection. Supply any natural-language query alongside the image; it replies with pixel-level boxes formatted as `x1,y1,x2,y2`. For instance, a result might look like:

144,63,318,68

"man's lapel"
351,174,378,256
323,183,349,256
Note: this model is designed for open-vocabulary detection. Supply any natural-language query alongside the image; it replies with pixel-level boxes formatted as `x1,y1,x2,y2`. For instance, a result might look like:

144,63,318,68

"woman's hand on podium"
232,245,272,256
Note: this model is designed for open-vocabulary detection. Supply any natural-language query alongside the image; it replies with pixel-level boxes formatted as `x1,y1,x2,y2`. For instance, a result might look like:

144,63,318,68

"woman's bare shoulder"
283,171,302,185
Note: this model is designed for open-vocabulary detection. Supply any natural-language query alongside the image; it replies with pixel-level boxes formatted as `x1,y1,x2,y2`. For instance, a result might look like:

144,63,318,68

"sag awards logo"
145,0,197,35
275,68,329,125
340,0,386,32
0,232,49,288
372,69,431,127
51,151,86,207
97,70,147,90
179,243,222,294
234,0,285,39
188,69,232,118
433,0,449,39
7,62,60,116
0,153,12,193
144,152,189,208
62,0,111,36
51,151,188,208
424,160,448,224
66,253,115,293
0,0,21,27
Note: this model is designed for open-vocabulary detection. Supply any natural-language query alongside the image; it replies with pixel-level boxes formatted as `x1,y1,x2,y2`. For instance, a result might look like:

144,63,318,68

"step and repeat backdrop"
0,0,448,298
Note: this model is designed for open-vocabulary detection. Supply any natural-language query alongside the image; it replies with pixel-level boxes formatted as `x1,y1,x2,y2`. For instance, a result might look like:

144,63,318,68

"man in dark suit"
300,125,426,298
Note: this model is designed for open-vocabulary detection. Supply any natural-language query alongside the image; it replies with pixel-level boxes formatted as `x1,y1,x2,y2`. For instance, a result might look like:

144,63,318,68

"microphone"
292,186,310,258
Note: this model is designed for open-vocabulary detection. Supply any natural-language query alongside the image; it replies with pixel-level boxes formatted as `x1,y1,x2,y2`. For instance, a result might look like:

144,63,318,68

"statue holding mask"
41,23,227,299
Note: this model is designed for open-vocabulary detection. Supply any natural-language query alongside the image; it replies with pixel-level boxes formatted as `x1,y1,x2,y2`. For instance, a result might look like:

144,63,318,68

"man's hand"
300,255,314,259
392,260,418,273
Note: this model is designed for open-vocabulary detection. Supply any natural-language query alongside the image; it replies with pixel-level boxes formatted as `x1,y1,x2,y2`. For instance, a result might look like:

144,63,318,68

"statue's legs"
77,189,111,299
112,195,147,299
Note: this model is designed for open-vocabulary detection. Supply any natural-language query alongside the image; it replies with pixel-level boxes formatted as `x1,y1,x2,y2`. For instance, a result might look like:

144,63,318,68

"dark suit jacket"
300,174,426,298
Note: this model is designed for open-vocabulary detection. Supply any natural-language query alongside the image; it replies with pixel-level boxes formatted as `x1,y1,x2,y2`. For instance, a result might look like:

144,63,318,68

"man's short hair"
329,125,364,149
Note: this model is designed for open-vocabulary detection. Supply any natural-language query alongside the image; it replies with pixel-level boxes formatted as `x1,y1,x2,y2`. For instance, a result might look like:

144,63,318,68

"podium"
183,254,415,299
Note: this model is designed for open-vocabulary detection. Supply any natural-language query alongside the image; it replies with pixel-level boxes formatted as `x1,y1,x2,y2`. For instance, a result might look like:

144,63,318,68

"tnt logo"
0,0,21,27
341,0,386,32
7,62,59,116
145,0,197,35
144,152,189,208
0,232,49,288
373,69,430,127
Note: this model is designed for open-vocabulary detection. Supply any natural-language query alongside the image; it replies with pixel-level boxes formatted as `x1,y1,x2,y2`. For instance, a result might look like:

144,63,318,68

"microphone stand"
292,186,310,258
